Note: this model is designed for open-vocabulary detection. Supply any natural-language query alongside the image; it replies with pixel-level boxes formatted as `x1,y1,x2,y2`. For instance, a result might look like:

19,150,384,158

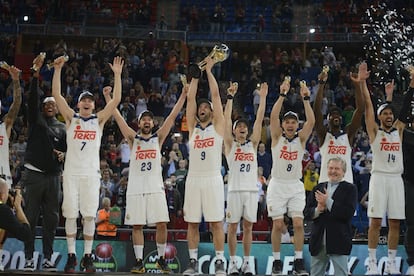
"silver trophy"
188,44,230,78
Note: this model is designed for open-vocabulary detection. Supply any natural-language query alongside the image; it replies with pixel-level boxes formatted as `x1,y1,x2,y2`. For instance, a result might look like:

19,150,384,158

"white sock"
243,256,250,264
216,251,224,261
230,255,237,262
368,248,377,261
388,249,397,261
295,251,303,259
157,243,166,258
273,252,281,260
134,245,144,260
66,237,76,254
84,240,93,255
189,249,198,260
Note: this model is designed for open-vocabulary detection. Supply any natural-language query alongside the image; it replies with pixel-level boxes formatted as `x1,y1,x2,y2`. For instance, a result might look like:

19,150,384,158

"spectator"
165,177,182,217
257,142,272,179
12,134,26,164
100,169,115,203
96,197,118,238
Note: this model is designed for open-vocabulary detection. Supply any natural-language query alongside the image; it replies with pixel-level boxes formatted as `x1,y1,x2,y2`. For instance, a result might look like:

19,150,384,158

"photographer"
0,177,31,243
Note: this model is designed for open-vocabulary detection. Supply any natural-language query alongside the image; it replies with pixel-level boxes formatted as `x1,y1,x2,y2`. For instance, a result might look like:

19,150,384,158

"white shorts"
62,174,100,218
184,174,224,223
266,178,305,219
226,191,258,223
124,193,169,225
368,173,405,220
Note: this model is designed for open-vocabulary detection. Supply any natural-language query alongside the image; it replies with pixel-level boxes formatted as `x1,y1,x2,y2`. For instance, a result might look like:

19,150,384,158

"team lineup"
1,53,414,276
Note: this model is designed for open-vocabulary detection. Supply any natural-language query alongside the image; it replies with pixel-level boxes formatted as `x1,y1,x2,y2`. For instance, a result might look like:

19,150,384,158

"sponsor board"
1,239,411,274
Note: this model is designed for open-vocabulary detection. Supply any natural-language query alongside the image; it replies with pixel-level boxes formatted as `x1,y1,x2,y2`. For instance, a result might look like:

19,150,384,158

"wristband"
279,93,287,97
386,100,392,104
318,80,326,84
303,96,310,101
226,94,234,100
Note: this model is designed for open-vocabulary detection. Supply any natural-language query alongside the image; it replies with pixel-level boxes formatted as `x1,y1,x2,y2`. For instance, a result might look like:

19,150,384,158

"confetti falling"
363,2,414,85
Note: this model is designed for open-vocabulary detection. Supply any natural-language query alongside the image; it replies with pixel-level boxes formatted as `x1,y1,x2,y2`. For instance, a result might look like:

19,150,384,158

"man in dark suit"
304,157,357,276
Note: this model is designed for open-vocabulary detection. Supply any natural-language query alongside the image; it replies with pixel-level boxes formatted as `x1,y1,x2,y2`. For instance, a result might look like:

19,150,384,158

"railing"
16,23,367,44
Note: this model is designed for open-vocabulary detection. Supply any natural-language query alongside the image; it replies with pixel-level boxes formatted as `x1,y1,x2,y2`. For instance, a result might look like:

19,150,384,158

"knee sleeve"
65,218,77,236
83,217,96,237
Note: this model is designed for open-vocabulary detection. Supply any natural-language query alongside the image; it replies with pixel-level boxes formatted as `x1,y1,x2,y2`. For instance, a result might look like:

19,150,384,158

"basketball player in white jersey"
267,78,314,276
224,82,267,275
182,57,226,276
0,65,22,187
103,84,187,274
52,56,123,273
360,62,413,275
313,65,365,184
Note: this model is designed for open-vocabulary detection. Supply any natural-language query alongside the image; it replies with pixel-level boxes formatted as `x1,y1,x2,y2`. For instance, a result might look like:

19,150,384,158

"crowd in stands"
3,0,411,36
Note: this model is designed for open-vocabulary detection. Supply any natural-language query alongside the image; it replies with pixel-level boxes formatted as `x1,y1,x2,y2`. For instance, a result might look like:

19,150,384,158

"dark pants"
22,169,61,260
405,179,414,266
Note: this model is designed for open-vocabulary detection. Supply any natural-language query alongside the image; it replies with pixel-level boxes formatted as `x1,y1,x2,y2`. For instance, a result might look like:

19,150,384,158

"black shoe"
80,254,96,273
156,256,172,274
64,254,77,273
293,258,309,276
272,259,283,276
131,259,146,274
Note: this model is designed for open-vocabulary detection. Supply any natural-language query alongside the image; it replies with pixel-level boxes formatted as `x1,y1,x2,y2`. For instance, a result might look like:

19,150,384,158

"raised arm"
347,64,366,143
250,82,268,146
103,86,135,148
395,67,414,133
270,79,290,146
27,56,45,124
158,85,188,145
299,82,315,144
4,66,22,137
205,57,225,136
359,62,377,143
223,82,238,155
52,56,74,123
186,77,199,137
98,56,124,127
312,70,328,145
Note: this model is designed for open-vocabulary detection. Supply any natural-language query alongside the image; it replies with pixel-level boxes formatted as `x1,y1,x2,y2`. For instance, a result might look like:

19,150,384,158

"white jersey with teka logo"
271,134,304,180
226,140,258,192
319,131,353,183
0,121,12,187
188,123,223,177
128,133,164,195
371,128,403,175
64,114,102,176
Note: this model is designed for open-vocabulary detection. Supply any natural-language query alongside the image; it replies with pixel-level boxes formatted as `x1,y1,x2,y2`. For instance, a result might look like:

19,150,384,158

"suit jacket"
304,180,357,256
